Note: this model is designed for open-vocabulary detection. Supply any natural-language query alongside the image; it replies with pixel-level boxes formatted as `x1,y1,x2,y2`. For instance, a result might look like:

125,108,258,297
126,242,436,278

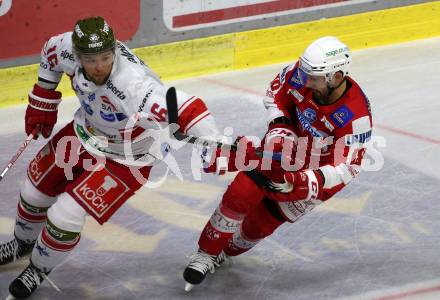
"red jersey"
263,62,373,203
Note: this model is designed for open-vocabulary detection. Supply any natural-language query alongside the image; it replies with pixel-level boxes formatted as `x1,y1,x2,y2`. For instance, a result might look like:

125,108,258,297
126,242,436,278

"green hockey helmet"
72,16,115,55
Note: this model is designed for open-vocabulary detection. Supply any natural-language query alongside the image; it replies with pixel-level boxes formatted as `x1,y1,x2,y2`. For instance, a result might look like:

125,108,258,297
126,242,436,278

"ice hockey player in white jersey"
0,16,219,299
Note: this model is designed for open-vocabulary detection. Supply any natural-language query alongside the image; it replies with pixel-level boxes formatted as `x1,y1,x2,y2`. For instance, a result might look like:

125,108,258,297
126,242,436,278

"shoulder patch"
288,67,307,89
330,105,354,128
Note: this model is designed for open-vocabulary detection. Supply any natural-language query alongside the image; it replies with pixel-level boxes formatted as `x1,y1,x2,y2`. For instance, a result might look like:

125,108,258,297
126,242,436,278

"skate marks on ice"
1,38,440,299
2,154,440,300
340,278,440,300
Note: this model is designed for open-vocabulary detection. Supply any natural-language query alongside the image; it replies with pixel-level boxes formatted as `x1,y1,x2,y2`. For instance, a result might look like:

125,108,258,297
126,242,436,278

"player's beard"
84,71,111,86
312,88,330,105
91,74,110,85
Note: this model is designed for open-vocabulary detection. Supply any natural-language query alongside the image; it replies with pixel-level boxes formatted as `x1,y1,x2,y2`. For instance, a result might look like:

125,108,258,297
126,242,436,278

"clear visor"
298,63,328,87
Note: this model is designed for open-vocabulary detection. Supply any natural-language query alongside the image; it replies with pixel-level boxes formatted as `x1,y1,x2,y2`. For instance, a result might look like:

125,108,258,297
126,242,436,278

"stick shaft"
0,128,38,182
165,87,282,161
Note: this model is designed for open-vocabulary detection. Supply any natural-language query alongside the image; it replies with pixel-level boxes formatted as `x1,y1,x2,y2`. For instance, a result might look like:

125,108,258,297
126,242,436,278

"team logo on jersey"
72,168,130,221
296,107,322,138
288,67,307,89
320,116,335,131
303,108,317,124
28,143,55,185
106,80,126,100
60,50,74,61
100,111,116,122
73,83,85,96
99,96,127,122
81,100,94,115
118,44,137,64
99,110,127,122
100,96,116,112
85,124,118,140
137,89,153,112
330,105,354,128
345,130,372,145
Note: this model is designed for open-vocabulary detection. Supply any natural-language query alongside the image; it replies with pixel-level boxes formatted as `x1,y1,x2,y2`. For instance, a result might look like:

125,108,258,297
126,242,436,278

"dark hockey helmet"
72,16,115,55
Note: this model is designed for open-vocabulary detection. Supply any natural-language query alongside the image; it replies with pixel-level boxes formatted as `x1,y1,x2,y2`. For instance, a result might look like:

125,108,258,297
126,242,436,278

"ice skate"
7,262,51,299
0,237,34,266
183,250,227,292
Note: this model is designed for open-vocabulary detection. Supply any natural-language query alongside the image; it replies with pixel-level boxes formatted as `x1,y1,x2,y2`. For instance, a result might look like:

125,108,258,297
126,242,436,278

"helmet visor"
298,63,327,88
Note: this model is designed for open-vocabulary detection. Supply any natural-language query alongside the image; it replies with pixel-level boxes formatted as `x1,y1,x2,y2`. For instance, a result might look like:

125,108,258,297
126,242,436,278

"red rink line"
200,77,440,145
173,0,345,28
375,124,440,145
373,284,440,300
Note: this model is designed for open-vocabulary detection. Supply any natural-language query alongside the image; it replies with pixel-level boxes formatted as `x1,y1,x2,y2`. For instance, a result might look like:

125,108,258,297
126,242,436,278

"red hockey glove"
264,169,323,202
260,122,297,170
203,136,259,175
25,84,62,139
263,122,297,153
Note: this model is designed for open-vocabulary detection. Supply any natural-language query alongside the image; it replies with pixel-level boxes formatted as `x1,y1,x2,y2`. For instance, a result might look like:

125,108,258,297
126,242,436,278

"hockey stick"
165,87,282,160
0,127,39,182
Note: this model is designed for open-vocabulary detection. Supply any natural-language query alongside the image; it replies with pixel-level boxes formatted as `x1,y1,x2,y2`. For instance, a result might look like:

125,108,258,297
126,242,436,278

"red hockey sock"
198,204,243,255
223,226,260,256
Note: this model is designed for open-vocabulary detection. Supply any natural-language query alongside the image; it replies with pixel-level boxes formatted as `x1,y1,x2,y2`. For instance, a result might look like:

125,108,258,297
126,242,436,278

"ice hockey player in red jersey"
183,36,373,291
0,16,219,299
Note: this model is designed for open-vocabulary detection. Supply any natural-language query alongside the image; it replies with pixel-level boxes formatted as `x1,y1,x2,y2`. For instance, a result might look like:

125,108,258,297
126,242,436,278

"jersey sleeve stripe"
177,96,196,114
177,97,209,133
184,111,211,134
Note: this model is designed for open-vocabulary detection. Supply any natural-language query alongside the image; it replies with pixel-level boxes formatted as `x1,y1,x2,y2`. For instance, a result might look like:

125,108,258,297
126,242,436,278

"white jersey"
37,32,219,164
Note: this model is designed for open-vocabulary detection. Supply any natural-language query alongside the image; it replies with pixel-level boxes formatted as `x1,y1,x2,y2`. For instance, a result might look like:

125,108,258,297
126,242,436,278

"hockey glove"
263,122,297,154
259,122,298,170
25,84,62,139
203,136,259,175
264,169,323,202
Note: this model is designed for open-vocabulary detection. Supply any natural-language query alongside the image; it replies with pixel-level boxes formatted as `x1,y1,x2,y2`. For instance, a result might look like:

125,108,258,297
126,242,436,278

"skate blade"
184,282,195,292
6,294,16,300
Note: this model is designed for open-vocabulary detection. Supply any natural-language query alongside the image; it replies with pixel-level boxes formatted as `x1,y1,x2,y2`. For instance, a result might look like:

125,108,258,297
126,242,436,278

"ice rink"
1,37,440,299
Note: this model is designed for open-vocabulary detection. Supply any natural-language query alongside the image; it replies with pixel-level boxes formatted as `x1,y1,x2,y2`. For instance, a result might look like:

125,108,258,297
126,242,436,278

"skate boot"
183,250,227,292
7,262,51,299
0,237,34,265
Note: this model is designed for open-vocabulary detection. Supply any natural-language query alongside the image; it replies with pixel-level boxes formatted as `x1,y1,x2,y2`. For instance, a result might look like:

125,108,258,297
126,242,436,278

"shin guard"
15,195,50,244
198,204,243,255
31,220,80,273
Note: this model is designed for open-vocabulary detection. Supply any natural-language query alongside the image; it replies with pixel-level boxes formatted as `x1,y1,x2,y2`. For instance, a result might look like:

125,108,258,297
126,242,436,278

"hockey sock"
224,226,260,256
198,204,243,255
31,219,80,273
15,195,49,244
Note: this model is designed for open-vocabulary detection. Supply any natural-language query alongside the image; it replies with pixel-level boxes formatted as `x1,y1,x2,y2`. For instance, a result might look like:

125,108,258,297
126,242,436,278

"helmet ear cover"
72,16,115,55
